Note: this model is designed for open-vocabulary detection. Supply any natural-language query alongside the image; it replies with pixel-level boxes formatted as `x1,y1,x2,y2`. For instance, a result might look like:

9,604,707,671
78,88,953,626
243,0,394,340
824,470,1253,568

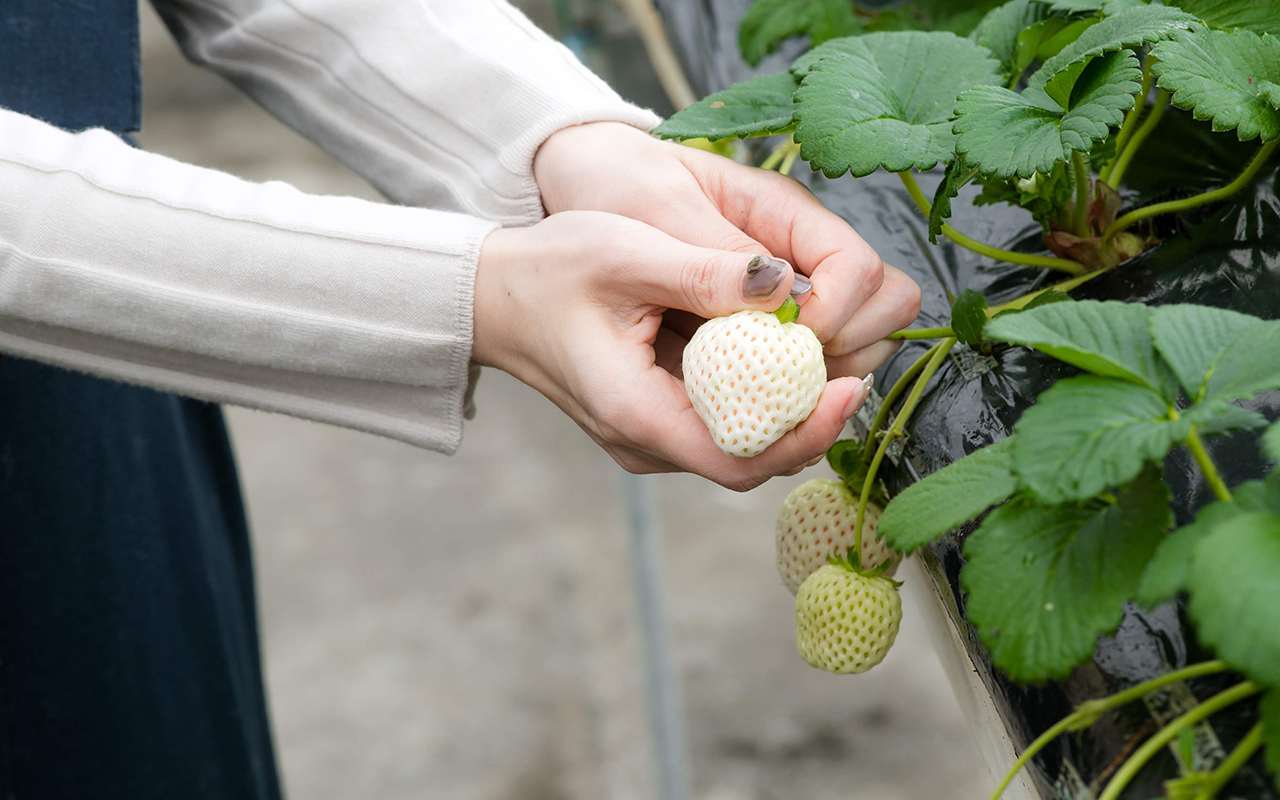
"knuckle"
856,251,886,292
680,255,721,312
897,279,923,326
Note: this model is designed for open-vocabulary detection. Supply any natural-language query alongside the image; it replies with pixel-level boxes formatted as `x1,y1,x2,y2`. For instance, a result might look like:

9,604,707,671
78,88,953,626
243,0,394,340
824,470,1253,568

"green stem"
1190,723,1264,800
898,172,1087,275
888,326,955,340
854,339,957,555
862,340,949,466
1186,427,1233,503
1097,682,1261,800
1102,59,1156,184
1104,138,1280,244
779,143,801,176
988,660,1230,800
759,140,788,171
1107,90,1169,189
1072,151,1090,237
985,268,1109,316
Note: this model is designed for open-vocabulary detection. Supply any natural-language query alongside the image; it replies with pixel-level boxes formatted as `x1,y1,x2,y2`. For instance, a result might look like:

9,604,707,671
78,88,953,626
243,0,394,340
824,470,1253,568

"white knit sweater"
0,0,662,453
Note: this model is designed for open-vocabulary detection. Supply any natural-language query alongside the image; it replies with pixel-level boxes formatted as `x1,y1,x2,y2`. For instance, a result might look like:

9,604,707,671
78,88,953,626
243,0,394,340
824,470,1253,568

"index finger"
684,155,885,344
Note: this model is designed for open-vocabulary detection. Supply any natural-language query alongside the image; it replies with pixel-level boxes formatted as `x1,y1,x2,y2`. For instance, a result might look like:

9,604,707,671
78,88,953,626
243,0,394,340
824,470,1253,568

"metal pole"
620,471,691,800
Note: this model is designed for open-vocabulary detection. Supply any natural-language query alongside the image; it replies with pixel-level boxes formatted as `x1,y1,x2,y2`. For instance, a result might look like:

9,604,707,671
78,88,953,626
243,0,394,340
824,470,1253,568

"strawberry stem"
987,660,1231,800
898,171,1088,275
1103,138,1279,245
1188,722,1263,800
1106,90,1169,189
861,340,948,468
1185,427,1233,503
774,296,800,324
854,338,957,559
1097,682,1261,800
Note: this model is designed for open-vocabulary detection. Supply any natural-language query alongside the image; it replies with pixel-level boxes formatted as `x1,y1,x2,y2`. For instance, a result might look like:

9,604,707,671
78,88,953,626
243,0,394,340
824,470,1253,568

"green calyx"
827,547,902,585
774,296,801,324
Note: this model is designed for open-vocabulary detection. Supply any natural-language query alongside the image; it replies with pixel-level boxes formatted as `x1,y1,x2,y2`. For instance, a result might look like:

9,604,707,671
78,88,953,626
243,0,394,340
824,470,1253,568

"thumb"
634,242,796,319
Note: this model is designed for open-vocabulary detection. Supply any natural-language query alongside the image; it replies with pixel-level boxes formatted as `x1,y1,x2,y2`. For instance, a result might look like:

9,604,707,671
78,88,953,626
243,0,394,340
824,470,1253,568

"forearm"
150,0,663,224
0,108,491,452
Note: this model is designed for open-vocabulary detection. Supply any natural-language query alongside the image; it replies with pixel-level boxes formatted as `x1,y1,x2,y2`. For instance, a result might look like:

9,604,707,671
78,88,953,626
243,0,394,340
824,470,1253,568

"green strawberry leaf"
1199,321,1280,406
877,437,1018,553
969,0,1052,79
1185,403,1270,436
1012,376,1186,503
929,166,959,243
1149,304,1268,401
739,0,864,67
992,290,1075,321
1046,0,1147,14
1137,501,1241,607
653,72,799,142
1175,0,1280,36
1138,474,1280,606
1264,420,1280,463
1028,5,1199,98
1152,28,1280,143
1037,18,1102,60
951,290,990,347
963,466,1172,682
985,300,1170,394
1188,510,1280,686
1263,689,1280,792
793,31,1003,177
991,290,1076,320
929,159,977,242
954,50,1141,179
825,438,868,484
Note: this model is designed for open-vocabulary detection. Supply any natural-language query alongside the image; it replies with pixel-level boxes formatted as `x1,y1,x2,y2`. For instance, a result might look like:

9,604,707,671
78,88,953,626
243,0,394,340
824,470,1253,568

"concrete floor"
136,4,989,799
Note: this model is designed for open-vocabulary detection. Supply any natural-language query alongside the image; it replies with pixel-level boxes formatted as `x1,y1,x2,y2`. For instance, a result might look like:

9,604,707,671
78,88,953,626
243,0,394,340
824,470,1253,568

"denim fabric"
0,0,141,132
0,3,283,799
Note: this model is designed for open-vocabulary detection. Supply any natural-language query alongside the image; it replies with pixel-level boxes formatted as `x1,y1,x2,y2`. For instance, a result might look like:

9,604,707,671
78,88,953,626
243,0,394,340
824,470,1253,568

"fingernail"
790,272,812,305
742,254,789,300
861,373,875,392
842,377,870,420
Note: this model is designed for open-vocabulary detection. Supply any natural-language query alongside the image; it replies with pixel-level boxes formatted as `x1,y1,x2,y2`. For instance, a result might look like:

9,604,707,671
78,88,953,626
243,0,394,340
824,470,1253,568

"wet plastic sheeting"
655,1,1280,797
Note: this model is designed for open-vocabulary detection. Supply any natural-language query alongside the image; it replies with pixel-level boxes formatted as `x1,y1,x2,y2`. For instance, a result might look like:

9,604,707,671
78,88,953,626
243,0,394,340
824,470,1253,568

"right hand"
472,210,871,492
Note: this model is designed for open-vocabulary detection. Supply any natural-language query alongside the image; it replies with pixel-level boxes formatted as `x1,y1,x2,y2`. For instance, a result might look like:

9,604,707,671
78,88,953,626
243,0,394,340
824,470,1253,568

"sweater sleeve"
148,0,664,225
0,107,493,453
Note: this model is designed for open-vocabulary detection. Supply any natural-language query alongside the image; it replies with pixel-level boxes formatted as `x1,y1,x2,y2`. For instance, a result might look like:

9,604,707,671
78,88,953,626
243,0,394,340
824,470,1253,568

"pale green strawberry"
795,563,902,675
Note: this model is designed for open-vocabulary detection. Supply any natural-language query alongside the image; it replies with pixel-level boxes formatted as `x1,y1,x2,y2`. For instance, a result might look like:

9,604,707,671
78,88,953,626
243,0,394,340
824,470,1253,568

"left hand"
533,122,922,381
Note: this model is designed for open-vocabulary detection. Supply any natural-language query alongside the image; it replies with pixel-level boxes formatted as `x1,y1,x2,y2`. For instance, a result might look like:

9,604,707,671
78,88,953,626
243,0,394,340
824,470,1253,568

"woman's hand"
533,122,922,380
473,211,871,491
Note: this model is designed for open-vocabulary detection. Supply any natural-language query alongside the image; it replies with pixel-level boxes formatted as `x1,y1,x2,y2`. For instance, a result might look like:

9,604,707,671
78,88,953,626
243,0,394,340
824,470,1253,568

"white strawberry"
682,299,825,457
795,563,902,675
776,478,900,595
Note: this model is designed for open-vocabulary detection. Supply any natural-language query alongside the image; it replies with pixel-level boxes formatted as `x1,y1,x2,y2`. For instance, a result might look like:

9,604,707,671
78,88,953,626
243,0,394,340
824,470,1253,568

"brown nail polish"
790,272,812,298
742,254,788,300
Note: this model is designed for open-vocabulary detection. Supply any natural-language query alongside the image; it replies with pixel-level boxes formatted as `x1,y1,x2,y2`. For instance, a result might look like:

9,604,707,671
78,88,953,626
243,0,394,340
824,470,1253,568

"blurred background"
137,2,988,798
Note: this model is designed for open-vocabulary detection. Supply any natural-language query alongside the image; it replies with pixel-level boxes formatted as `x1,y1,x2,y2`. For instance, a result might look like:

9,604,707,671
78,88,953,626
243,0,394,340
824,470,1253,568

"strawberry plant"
659,0,1280,796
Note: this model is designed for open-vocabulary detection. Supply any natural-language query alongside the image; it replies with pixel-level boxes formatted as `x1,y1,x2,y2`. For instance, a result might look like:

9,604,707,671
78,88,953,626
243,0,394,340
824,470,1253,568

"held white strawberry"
795,561,902,675
776,478,900,595
683,298,825,457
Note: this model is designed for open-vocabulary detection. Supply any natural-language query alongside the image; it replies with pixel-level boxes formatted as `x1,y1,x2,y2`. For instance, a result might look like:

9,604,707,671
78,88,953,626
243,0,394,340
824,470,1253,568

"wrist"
472,226,522,371
533,121,659,215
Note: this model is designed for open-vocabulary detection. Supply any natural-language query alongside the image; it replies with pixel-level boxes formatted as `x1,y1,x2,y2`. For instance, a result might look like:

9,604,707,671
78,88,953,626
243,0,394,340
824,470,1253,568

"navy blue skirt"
0,357,281,800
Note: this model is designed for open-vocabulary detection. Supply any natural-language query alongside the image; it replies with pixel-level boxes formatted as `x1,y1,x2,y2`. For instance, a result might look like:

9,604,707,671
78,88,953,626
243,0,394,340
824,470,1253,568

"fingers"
653,325,687,378
623,234,796,319
626,370,870,492
826,340,903,382
680,152,887,343
823,264,923,356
